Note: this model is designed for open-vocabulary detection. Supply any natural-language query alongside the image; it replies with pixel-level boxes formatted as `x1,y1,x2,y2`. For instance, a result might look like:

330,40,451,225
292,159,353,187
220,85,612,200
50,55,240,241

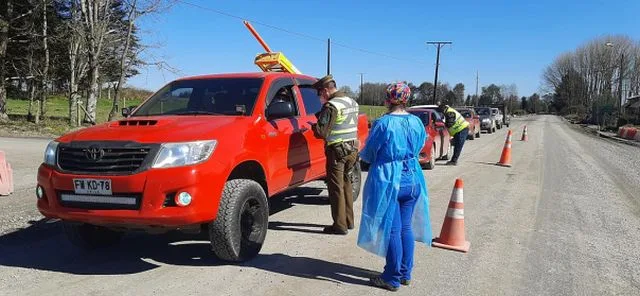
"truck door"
264,77,311,193
293,78,327,179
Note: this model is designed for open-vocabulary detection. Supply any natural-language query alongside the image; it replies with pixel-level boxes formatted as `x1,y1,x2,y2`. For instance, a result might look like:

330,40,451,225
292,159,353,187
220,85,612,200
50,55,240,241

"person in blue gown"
357,82,432,292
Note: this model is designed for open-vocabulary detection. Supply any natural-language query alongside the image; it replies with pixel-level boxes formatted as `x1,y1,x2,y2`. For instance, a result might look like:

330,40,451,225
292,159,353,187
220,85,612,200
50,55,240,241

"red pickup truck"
36,72,369,262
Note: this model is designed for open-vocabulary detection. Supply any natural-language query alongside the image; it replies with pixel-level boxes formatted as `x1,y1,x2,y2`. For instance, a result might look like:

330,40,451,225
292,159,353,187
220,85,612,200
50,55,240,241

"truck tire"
350,161,362,202
62,222,124,249
476,130,481,138
210,179,268,262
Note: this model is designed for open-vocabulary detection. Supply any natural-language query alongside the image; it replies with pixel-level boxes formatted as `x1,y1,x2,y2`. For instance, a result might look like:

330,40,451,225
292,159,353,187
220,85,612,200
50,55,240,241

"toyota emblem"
85,146,105,161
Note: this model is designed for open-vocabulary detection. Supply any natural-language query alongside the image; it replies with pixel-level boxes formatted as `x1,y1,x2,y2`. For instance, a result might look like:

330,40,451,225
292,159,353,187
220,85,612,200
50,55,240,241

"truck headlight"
43,141,59,166
482,118,490,123
152,140,217,169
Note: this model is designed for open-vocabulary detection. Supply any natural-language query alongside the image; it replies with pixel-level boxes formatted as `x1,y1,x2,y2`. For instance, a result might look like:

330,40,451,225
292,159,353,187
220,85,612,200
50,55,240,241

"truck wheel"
210,179,268,262
423,145,436,170
62,222,124,249
350,161,362,202
476,130,481,138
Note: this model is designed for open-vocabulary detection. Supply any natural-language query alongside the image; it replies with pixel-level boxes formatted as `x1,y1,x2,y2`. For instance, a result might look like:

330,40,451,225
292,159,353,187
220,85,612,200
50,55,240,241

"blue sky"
129,0,640,98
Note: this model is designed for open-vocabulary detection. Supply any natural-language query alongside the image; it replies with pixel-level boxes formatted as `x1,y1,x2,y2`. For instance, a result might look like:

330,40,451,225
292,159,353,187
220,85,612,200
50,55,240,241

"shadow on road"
0,218,373,287
471,161,501,167
0,186,375,288
268,221,325,234
269,186,327,215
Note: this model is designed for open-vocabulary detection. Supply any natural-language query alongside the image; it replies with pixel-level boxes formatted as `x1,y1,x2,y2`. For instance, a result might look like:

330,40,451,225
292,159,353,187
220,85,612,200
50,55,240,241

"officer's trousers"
325,146,358,231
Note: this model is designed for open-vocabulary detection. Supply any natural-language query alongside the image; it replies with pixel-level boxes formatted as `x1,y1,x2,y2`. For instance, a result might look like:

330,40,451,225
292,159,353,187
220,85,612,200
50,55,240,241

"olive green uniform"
312,91,359,232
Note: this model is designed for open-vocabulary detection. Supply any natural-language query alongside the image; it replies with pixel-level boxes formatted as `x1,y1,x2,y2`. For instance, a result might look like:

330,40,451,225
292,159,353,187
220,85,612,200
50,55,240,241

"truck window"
267,85,299,116
298,85,322,115
132,78,264,116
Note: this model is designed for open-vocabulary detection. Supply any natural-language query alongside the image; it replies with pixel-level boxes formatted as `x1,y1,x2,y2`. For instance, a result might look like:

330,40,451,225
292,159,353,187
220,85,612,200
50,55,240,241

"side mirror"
121,105,137,117
267,101,295,120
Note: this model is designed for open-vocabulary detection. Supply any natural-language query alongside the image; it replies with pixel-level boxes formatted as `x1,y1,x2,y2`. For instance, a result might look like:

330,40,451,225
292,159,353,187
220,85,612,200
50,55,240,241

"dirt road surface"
1,115,639,295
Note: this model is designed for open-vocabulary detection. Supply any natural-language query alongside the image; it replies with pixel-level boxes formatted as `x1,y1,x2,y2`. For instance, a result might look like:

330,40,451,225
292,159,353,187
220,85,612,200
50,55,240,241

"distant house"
623,95,640,123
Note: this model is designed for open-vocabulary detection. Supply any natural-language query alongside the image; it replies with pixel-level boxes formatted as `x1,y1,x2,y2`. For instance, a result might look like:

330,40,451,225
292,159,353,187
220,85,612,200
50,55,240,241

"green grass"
3,96,388,137
2,96,145,137
360,105,387,121
6,96,145,122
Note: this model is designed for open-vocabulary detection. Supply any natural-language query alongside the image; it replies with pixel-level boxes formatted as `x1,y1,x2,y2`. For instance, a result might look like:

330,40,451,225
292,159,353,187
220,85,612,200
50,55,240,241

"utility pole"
427,41,452,104
327,38,331,75
475,70,479,106
358,73,365,104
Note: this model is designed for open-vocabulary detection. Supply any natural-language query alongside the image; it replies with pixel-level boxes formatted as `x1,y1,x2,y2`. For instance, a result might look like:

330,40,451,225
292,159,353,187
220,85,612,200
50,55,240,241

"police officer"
437,102,470,166
311,75,359,235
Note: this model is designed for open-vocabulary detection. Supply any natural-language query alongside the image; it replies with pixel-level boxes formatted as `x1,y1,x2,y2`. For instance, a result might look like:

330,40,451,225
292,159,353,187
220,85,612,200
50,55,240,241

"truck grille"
57,142,157,175
58,191,142,210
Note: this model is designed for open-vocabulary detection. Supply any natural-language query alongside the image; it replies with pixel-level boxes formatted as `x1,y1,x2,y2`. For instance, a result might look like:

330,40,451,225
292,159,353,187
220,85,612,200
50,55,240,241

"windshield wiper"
172,111,222,116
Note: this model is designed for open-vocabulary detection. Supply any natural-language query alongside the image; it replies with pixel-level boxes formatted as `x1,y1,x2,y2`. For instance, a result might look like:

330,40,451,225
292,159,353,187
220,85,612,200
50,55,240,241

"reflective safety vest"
445,107,469,136
326,96,359,145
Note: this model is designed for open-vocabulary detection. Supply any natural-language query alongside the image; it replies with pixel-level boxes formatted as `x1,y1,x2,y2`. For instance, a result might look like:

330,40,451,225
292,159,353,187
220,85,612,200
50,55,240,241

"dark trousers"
325,146,357,231
381,174,419,288
451,127,469,162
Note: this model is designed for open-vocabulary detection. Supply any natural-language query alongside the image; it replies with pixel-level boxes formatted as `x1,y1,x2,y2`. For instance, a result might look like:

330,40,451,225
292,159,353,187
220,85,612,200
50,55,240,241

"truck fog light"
36,186,44,199
175,192,192,207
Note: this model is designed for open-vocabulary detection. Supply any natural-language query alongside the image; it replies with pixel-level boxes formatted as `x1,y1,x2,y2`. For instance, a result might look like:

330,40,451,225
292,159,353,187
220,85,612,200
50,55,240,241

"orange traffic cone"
432,178,470,253
497,130,512,167
520,125,528,141
0,150,14,196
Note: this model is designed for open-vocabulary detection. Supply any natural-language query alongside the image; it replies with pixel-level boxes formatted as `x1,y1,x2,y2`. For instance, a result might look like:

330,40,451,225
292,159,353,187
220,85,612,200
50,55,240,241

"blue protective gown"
357,113,433,257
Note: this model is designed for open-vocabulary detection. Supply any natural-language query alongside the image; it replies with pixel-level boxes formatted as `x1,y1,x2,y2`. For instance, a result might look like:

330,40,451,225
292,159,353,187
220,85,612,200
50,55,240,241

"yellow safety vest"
445,107,469,136
326,97,359,145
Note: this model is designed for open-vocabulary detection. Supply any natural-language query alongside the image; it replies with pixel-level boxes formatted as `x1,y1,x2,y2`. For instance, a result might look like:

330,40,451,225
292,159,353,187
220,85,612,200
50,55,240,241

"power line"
175,0,427,65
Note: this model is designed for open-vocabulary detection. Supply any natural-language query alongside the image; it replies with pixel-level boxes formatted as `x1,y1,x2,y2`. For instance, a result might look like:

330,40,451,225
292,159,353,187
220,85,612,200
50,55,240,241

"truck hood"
57,116,255,143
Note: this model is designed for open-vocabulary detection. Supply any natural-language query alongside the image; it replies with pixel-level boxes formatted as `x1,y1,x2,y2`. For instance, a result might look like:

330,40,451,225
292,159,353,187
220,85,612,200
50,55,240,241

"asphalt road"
0,115,639,296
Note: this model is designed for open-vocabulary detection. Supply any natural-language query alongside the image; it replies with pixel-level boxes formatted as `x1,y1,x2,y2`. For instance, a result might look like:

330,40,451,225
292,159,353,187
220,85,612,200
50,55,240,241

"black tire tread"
210,179,267,262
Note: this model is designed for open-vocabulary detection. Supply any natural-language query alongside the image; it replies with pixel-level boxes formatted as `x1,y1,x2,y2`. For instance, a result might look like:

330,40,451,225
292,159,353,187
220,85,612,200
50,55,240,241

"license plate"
73,179,112,195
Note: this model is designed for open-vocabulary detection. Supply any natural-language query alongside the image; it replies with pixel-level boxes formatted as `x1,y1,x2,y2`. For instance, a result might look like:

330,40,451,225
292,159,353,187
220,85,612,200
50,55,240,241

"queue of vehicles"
406,104,511,170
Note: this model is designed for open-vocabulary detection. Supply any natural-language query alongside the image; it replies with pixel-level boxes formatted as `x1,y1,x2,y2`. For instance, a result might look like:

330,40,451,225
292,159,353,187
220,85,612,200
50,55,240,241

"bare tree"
80,0,112,123
0,1,13,121
65,0,89,126
38,0,49,124
107,0,172,121
543,35,639,119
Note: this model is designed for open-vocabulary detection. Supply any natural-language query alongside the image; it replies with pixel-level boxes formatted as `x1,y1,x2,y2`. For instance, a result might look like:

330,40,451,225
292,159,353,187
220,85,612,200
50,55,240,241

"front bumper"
36,161,227,228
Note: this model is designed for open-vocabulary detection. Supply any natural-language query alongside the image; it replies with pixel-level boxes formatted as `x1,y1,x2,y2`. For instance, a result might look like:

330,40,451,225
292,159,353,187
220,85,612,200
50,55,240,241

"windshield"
476,108,491,116
460,110,472,118
408,111,429,125
132,78,264,117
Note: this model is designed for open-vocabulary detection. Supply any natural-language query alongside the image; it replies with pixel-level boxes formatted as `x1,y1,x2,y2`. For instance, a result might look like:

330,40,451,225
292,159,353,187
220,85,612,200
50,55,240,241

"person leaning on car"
310,74,359,235
436,102,469,166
